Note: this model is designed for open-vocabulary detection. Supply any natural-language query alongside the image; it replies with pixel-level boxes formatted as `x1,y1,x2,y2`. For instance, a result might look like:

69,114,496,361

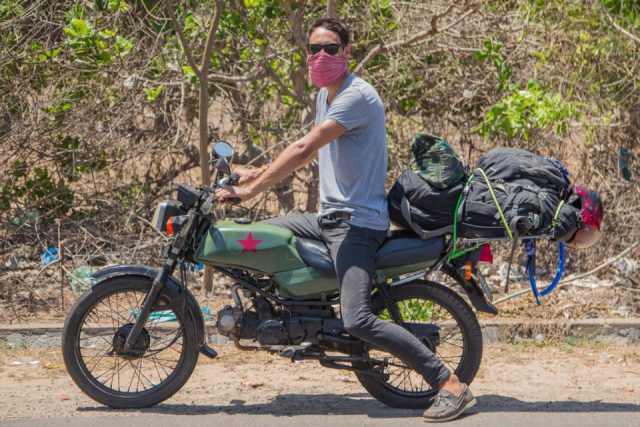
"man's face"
307,27,347,57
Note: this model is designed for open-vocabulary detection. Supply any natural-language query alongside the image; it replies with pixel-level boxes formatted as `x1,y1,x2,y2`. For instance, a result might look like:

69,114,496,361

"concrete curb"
1,319,639,349
477,318,640,344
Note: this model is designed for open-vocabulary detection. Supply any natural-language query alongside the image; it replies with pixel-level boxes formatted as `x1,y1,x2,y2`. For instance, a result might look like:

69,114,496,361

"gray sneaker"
423,383,476,423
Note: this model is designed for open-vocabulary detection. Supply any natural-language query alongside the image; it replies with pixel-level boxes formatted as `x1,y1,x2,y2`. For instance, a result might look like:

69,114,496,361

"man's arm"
215,119,345,202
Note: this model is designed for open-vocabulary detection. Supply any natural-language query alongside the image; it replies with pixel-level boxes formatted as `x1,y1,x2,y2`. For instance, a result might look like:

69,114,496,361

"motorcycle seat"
294,235,445,278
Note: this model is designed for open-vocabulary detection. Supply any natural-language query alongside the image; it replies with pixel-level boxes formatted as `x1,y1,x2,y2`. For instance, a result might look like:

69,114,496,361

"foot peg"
199,344,218,359
281,342,312,360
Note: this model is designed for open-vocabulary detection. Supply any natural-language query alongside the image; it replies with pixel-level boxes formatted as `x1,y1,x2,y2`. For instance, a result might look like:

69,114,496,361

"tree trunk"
198,77,211,186
305,162,319,212
327,0,338,17
163,0,223,294
274,176,297,214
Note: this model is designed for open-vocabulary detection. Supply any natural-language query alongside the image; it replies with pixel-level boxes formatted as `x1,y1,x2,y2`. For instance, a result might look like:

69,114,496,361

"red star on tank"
237,232,263,254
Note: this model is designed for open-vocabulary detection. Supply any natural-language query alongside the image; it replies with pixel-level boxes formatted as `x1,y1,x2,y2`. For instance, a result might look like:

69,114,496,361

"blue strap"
526,241,565,305
545,157,571,186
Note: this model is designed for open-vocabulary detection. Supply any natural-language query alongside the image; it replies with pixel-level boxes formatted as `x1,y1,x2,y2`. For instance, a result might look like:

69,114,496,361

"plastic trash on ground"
130,305,212,323
69,266,99,292
40,247,59,266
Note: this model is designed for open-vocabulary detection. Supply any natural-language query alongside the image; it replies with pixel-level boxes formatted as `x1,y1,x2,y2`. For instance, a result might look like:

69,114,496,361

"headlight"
152,201,184,232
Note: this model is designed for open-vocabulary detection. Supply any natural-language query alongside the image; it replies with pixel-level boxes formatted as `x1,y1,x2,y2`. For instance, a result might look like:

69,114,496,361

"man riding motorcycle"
215,17,475,422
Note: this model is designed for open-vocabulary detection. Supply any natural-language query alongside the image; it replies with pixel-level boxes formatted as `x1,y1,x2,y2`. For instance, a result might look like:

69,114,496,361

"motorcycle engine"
216,293,336,347
256,319,288,345
216,295,290,345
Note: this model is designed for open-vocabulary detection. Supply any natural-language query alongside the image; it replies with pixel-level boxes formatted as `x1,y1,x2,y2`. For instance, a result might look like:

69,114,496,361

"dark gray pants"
263,213,451,386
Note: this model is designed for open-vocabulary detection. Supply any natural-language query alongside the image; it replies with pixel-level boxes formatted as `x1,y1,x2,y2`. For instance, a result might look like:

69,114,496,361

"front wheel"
353,281,483,409
62,275,199,408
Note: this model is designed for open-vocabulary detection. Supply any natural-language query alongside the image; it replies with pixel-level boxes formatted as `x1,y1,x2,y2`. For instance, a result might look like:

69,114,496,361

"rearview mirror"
213,141,234,158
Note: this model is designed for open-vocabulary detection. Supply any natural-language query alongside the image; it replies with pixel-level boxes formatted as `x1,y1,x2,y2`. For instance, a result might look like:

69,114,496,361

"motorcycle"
62,142,497,409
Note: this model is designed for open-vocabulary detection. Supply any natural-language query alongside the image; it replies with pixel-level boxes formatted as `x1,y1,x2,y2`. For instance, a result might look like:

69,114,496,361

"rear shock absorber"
375,283,405,328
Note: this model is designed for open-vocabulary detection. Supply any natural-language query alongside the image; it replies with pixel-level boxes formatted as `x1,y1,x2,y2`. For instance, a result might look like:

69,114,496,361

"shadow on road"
76,392,640,417
475,395,640,413
78,392,420,418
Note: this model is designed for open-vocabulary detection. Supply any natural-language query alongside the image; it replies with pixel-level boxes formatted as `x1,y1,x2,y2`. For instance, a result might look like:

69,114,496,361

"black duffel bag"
459,148,580,240
388,168,464,237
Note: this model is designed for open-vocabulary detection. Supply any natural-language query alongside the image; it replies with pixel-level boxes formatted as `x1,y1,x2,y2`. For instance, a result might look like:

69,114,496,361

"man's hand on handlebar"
215,185,256,205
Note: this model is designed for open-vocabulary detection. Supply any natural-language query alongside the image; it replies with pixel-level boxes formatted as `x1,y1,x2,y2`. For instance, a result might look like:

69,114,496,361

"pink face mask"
307,49,349,88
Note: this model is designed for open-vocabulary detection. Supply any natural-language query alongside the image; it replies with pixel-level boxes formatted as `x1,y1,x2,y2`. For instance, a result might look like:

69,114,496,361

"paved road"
2,342,638,426
2,396,639,427
2,412,639,427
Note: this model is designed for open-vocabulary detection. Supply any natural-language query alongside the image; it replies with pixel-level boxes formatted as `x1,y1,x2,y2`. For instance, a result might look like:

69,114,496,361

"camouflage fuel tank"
194,221,339,300
194,221,306,273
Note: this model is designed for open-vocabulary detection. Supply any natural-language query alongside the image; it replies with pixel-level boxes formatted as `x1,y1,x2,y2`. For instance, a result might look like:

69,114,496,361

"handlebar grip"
227,174,240,186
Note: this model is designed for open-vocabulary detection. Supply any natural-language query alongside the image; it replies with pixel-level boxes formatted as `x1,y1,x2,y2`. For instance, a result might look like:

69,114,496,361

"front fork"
124,258,176,349
123,211,198,350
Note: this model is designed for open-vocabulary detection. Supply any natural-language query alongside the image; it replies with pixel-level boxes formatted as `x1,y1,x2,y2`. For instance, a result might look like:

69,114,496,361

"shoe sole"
422,397,477,423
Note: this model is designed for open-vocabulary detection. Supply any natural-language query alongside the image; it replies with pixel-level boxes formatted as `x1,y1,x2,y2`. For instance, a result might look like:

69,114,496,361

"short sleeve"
325,89,369,132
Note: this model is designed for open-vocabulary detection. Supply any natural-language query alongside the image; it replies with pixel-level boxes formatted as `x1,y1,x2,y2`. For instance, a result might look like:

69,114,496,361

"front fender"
91,264,207,347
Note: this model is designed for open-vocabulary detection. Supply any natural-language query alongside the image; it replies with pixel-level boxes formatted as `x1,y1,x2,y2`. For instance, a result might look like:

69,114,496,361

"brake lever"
217,174,240,187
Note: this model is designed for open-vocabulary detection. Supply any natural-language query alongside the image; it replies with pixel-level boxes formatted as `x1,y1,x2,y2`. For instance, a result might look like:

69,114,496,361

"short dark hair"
307,17,350,46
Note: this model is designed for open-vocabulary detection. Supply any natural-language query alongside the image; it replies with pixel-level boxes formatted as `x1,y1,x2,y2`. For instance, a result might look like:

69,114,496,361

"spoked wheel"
62,276,199,408
353,281,483,409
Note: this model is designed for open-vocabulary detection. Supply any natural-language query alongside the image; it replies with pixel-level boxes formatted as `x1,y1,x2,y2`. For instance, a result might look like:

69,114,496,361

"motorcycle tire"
62,275,199,409
352,280,483,409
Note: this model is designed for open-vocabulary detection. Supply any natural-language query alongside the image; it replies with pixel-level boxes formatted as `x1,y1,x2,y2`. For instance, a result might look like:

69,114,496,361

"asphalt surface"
1,396,639,427
2,411,639,426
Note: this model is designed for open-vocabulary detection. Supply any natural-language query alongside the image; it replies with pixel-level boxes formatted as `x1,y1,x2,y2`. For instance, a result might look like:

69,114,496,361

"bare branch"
602,5,640,44
197,0,224,188
284,0,308,53
208,67,269,84
353,2,476,74
200,0,224,76
265,67,304,103
163,0,201,76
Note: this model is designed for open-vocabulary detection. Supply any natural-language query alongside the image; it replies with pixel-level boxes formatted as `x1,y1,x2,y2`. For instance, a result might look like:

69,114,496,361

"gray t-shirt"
316,73,389,231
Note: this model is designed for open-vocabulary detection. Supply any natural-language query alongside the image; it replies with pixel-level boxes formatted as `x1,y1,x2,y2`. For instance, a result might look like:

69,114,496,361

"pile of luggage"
387,132,601,249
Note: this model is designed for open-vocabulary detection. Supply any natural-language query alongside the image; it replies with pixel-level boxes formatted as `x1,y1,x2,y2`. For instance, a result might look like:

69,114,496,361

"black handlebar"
216,174,241,205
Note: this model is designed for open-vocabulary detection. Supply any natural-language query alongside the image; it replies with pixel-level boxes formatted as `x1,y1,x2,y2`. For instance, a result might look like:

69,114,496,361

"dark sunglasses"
307,43,342,55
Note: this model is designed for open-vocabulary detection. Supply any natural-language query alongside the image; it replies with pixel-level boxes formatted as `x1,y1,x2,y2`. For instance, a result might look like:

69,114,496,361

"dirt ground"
0,342,638,421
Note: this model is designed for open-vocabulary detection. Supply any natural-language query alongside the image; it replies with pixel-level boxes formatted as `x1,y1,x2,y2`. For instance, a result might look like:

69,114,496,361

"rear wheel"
353,281,482,409
62,276,199,408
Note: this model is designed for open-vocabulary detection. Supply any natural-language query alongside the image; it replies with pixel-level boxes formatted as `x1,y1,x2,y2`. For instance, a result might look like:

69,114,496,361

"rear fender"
91,264,207,347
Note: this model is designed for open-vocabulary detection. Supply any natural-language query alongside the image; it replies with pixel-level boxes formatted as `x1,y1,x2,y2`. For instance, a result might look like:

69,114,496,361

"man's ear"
342,44,352,57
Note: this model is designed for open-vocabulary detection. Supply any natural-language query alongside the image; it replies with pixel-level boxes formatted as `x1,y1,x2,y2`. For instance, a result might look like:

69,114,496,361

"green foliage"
370,0,397,31
0,162,74,216
43,87,88,122
181,65,198,84
54,135,109,182
604,0,640,30
0,0,24,20
475,80,581,141
64,16,134,68
379,299,434,322
93,0,131,12
144,85,164,101
108,0,131,13
474,37,513,90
